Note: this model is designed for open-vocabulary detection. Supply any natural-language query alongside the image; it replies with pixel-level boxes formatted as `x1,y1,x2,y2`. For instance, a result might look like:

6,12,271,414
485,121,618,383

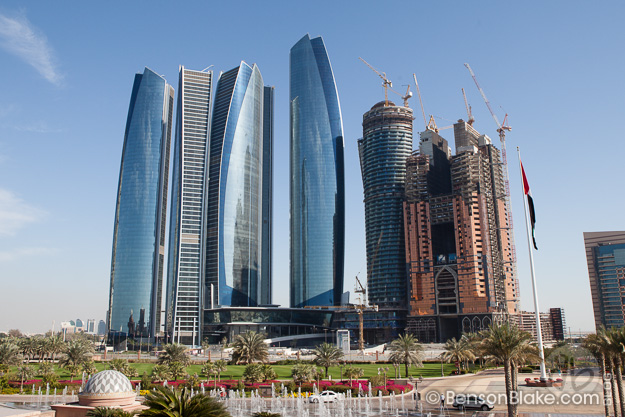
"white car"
453,394,494,411
309,390,339,403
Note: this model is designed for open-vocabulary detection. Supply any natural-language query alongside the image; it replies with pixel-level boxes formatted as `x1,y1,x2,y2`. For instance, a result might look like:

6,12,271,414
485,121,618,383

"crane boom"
464,63,501,129
462,88,474,125
413,73,428,128
360,57,392,106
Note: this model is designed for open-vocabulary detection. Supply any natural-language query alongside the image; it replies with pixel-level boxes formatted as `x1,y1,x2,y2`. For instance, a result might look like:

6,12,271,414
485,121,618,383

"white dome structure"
78,370,135,406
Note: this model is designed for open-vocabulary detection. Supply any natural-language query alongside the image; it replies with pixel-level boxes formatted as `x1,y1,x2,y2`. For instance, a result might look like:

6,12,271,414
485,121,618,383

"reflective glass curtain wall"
261,86,274,305
290,34,345,308
108,67,174,338
166,67,213,345
205,62,266,307
359,103,413,308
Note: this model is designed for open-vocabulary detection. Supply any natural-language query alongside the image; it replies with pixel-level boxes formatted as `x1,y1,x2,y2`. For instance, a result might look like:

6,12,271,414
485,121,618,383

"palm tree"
260,364,277,381
478,322,533,417
291,363,317,384
60,339,93,368
88,407,138,417
201,361,215,381
314,342,343,377
157,343,190,366
109,359,138,378
150,365,171,383
213,360,227,382
583,330,611,417
47,335,65,363
231,331,268,364
243,363,264,383
140,386,230,417
607,327,625,417
0,340,22,369
167,362,188,381
82,361,98,376
16,364,34,392
87,407,121,417
343,366,364,385
19,338,36,363
442,336,475,373
388,334,424,377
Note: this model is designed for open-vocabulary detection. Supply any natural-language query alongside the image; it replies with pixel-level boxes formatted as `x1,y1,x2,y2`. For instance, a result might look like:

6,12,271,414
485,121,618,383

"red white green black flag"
521,161,538,250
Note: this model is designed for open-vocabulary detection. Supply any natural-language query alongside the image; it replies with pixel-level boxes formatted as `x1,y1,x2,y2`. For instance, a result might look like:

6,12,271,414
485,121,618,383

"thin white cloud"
0,13,62,86
0,247,56,263
14,121,65,134
0,188,46,236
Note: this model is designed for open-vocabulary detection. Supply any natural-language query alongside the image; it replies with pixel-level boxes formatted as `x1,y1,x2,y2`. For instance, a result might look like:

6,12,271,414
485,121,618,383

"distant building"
549,307,566,341
584,231,625,329
97,320,106,336
403,121,517,342
358,100,413,309
510,308,566,343
108,67,174,339
86,319,96,334
290,34,345,308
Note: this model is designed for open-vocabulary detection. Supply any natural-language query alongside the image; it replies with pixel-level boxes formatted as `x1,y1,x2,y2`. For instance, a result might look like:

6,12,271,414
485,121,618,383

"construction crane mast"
354,276,367,351
359,57,392,106
464,63,519,306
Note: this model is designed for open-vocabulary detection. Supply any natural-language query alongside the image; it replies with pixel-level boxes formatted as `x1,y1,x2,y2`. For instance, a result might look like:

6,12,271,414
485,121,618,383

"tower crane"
461,88,475,125
413,73,441,132
389,84,413,107
354,276,367,352
464,63,519,303
359,57,392,106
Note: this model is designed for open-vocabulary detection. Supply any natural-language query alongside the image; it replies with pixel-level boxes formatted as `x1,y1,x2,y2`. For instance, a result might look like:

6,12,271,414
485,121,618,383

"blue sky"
0,1,623,334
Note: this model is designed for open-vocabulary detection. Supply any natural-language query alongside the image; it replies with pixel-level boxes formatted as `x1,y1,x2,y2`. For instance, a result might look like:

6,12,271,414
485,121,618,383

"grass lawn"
11,362,457,381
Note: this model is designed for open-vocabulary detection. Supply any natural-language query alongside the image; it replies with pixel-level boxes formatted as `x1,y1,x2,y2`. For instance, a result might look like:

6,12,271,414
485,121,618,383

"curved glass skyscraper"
290,34,345,308
205,62,269,307
358,101,413,308
108,67,174,338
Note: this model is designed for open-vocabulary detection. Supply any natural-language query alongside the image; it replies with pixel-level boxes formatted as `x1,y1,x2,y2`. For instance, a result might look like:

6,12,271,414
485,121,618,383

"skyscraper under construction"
359,101,413,309
403,120,518,342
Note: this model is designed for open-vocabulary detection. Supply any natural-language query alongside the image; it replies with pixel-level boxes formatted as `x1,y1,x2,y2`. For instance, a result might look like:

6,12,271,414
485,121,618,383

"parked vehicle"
309,391,339,403
452,394,494,411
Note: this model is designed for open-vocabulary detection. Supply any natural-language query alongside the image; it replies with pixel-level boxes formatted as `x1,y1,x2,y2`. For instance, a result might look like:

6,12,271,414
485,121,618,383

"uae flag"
521,162,538,250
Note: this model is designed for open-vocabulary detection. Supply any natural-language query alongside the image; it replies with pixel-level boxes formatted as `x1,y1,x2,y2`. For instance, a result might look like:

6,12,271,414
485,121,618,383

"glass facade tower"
166,67,213,345
261,86,274,304
359,101,413,308
108,67,174,338
205,62,271,308
585,231,625,330
290,34,345,308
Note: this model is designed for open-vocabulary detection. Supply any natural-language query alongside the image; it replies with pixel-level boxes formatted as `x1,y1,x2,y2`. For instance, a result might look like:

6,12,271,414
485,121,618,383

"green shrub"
369,375,385,387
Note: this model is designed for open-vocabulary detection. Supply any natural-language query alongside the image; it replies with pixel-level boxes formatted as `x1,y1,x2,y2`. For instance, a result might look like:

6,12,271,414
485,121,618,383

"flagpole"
517,147,548,381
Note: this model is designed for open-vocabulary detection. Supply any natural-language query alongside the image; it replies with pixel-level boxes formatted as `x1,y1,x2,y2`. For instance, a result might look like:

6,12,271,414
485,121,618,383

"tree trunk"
325,366,329,378
610,358,619,417
504,359,516,417
601,354,610,417
405,362,409,378
615,355,625,417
